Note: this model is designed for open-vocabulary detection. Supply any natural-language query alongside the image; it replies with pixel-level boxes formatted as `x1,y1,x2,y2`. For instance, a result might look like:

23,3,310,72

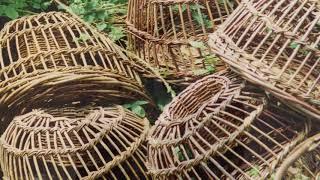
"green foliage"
65,0,127,41
247,166,260,177
123,100,148,117
190,41,218,76
289,42,299,49
172,4,212,28
0,0,52,19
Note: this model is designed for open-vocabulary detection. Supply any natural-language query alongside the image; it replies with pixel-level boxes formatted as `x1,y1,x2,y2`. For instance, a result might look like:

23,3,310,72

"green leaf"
190,4,205,10
97,23,107,31
205,55,218,64
289,42,298,49
247,166,260,177
96,11,107,20
189,41,206,49
77,33,90,42
132,100,149,106
109,27,125,41
5,6,19,19
206,65,215,73
84,14,95,23
41,1,51,10
132,105,146,117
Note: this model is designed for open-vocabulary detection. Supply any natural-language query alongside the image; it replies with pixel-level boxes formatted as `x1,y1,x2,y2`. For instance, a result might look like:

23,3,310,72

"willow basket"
126,0,240,83
0,12,152,127
0,105,150,180
147,70,310,179
208,0,320,119
274,133,320,180
0,12,142,84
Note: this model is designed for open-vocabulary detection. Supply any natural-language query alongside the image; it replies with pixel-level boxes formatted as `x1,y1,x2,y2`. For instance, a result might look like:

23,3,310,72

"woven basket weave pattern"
0,106,150,180
208,0,320,118
0,12,152,128
0,12,141,83
126,0,239,81
147,71,309,179
275,133,320,179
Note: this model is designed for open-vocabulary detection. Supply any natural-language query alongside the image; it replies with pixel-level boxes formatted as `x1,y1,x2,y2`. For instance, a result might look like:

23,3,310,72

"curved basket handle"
274,133,320,180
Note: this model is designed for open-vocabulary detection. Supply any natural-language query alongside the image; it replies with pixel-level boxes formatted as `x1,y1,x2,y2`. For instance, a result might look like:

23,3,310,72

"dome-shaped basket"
147,70,310,179
0,12,152,123
275,133,320,179
0,105,150,180
126,0,240,84
208,0,320,119
0,12,142,84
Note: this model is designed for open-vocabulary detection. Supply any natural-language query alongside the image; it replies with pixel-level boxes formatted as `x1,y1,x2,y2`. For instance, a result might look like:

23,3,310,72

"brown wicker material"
0,12,142,84
147,70,310,179
0,105,150,180
0,12,153,126
208,0,320,119
275,133,320,180
126,0,240,83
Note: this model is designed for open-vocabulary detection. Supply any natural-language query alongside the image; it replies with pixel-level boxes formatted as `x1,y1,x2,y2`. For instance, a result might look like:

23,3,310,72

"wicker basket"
126,0,240,84
0,12,142,84
275,133,320,180
0,105,150,180
208,0,320,119
147,70,310,179
0,12,153,125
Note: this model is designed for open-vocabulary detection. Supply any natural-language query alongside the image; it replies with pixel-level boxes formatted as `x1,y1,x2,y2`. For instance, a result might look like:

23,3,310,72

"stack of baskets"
0,12,152,179
126,0,241,85
0,0,319,179
146,0,320,179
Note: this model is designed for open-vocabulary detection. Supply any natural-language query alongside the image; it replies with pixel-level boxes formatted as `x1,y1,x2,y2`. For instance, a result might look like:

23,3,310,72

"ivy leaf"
132,100,149,106
97,23,107,31
289,42,298,49
190,41,206,49
84,14,95,23
206,65,215,73
96,11,107,20
132,105,146,117
5,6,19,19
41,1,51,10
109,27,125,41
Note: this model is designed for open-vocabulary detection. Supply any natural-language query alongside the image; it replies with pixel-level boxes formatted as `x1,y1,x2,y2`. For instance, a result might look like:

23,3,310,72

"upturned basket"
0,12,152,126
274,133,320,180
208,0,320,119
126,0,240,84
147,70,310,179
0,12,142,84
0,105,150,180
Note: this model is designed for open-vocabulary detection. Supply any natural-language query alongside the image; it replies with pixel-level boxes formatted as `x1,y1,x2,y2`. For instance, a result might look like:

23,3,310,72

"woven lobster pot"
126,0,240,83
0,105,150,180
0,12,152,124
147,70,310,179
0,12,142,84
208,0,320,119
275,133,320,179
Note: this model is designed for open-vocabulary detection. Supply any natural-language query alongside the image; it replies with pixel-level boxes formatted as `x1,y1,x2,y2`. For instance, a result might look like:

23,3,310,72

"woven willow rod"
147,70,310,179
275,133,320,180
126,0,240,84
208,0,320,119
0,12,142,84
0,105,150,180
0,12,153,131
